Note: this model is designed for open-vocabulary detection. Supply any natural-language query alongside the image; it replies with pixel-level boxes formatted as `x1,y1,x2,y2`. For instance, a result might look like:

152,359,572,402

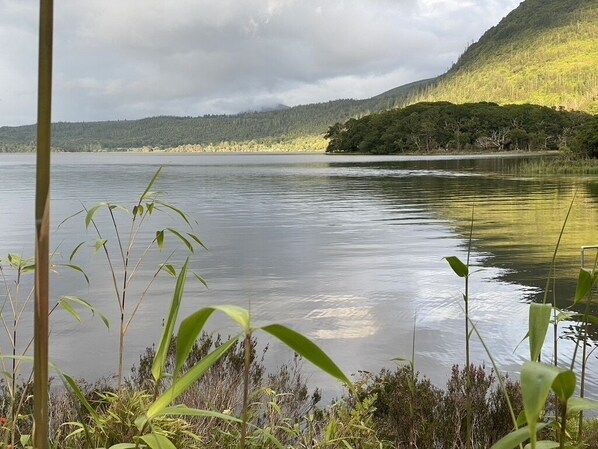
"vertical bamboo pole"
34,0,53,447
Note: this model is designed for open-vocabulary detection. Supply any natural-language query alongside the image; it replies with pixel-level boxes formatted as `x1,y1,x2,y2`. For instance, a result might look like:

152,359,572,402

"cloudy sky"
0,0,521,126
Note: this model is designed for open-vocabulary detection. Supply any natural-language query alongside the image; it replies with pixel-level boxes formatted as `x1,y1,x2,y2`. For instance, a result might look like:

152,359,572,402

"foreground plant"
68,167,207,388
60,259,352,449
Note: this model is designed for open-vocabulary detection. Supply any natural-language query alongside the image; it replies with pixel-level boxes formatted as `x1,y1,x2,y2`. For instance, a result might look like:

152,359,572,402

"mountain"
0,82,432,152
416,0,598,113
1,0,596,152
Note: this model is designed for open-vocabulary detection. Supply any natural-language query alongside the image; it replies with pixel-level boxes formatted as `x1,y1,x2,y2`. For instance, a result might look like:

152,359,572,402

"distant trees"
570,117,598,158
324,102,594,155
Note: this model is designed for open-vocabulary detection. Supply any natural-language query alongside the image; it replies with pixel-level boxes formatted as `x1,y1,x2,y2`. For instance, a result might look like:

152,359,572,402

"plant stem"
34,0,53,446
240,333,251,449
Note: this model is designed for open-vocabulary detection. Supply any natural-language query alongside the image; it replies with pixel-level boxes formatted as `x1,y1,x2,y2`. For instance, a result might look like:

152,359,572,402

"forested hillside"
416,0,598,112
0,80,433,152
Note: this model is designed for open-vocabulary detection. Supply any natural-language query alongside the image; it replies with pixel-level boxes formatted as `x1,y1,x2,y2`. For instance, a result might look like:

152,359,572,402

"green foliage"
325,101,591,154
570,116,598,158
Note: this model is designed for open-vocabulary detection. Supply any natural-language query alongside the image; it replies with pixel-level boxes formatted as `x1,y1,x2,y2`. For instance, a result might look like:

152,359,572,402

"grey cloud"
1,0,520,125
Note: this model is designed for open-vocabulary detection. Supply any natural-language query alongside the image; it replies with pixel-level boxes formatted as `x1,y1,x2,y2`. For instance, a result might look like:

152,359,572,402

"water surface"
0,152,596,399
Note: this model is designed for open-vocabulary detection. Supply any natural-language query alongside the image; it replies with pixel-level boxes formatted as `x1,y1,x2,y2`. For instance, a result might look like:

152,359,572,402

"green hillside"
416,0,598,112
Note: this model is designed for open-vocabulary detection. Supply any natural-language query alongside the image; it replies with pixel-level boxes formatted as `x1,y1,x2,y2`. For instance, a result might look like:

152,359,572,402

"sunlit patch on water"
305,298,378,339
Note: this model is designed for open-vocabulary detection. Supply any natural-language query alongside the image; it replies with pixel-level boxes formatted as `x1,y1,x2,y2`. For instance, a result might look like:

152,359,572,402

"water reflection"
0,153,597,400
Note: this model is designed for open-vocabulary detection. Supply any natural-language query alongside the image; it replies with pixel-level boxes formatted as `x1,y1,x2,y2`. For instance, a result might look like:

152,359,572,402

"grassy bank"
510,155,598,174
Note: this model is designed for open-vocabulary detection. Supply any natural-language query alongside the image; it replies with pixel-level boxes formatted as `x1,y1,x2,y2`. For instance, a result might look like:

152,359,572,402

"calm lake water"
1,152,598,399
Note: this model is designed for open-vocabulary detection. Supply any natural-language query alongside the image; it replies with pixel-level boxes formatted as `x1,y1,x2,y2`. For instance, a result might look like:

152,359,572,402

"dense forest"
324,102,593,154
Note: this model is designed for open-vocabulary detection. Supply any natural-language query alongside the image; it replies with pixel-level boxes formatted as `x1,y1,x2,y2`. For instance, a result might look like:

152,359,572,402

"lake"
1,152,597,400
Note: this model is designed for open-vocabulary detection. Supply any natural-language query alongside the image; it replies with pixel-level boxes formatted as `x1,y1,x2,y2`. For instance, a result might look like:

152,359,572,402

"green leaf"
94,239,107,253
140,167,163,201
69,242,86,262
166,228,194,253
146,336,239,421
521,362,572,437
85,204,105,228
160,264,177,277
57,263,90,285
153,406,241,423
575,268,594,304
175,308,218,375
152,259,189,382
568,397,598,414
490,425,546,449
529,303,552,362
62,373,101,424
261,324,352,388
156,230,164,251
187,232,208,251
59,296,110,328
212,305,251,331
109,444,137,449
445,256,469,278
59,299,81,322
140,432,176,449
523,442,559,449
551,369,576,403
155,200,191,226
192,272,208,289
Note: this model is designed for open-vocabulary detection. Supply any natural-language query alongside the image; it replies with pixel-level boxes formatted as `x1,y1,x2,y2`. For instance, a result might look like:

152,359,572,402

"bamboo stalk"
34,0,53,447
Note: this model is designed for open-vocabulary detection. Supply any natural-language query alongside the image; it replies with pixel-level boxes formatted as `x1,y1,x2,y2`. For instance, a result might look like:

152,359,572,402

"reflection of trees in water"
331,158,596,310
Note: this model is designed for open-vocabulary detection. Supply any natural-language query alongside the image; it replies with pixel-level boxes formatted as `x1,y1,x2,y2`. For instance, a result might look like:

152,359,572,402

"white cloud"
0,0,520,125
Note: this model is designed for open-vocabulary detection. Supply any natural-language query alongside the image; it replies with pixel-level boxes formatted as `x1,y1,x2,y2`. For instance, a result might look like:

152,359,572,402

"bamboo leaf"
141,432,176,449
156,230,164,251
59,300,81,322
59,296,110,328
140,167,163,201
575,268,594,304
94,239,107,253
85,204,105,228
212,305,251,331
261,324,352,388
152,259,189,382
490,425,546,449
62,373,101,424
444,256,468,278
160,263,177,278
187,232,208,251
56,263,90,285
529,303,552,362
166,228,194,253
551,369,576,403
521,362,571,437
192,272,208,289
568,397,598,413
153,406,241,423
156,200,191,226
146,336,239,420
175,308,217,375
523,442,559,449
69,242,86,262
